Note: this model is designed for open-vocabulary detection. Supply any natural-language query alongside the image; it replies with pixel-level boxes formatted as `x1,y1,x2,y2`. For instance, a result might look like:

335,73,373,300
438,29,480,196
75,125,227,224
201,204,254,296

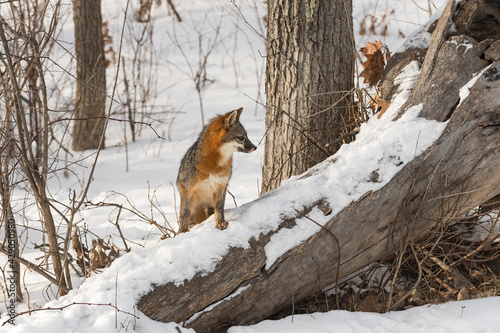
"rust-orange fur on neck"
197,114,232,176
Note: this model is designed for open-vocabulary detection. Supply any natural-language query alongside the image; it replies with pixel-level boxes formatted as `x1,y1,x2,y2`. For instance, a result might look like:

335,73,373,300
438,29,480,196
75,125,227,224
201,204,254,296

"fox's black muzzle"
240,142,257,153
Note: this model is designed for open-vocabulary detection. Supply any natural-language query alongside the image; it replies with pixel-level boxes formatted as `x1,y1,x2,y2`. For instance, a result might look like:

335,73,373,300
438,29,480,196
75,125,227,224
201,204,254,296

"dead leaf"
367,87,391,118
360,40,391,87
376,98,391,118
356,295,384,313
408,289,426,306
88,238,119,275
457,287,470,301
72,229,89,273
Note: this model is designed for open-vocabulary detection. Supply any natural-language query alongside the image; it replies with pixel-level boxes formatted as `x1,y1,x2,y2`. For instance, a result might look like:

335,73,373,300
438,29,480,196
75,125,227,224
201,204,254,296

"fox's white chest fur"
194,173,230,207
199,174,229,191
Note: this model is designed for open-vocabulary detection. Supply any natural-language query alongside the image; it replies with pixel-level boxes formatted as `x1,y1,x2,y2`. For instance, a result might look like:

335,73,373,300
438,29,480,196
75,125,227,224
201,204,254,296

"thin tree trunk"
261,0,354,193
72,0,107,151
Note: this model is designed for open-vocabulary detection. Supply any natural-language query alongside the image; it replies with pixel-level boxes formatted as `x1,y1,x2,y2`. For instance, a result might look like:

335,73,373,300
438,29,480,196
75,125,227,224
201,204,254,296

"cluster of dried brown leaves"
136,0,162,22
360,40,391,87
102,21,116,67
72,229,120,276
359,40,392,119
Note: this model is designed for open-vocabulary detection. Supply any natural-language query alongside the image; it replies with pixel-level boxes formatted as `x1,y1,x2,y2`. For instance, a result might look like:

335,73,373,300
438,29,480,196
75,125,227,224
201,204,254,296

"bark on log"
138,1,500,331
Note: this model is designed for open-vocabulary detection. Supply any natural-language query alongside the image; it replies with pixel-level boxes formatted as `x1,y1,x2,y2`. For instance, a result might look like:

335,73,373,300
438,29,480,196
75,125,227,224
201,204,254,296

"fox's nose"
246,142,257,152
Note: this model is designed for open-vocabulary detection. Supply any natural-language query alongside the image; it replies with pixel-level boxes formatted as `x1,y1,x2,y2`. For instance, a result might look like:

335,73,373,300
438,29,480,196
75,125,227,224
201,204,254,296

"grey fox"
176,107,257,233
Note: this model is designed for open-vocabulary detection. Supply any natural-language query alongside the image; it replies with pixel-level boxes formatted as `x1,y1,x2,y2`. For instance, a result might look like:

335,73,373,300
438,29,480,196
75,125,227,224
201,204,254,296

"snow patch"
397,3,447,53
228,297,500,333
458,65,493,108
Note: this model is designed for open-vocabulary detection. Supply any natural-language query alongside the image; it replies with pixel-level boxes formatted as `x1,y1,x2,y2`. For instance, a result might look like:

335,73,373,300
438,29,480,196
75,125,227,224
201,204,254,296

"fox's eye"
237,136,246,142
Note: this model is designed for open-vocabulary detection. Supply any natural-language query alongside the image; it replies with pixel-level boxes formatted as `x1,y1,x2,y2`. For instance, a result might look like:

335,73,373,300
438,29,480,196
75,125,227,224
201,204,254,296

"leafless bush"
89,184,178,241
119,10,160,144
166,9,226,125
0,0,174,308
0,0,71,297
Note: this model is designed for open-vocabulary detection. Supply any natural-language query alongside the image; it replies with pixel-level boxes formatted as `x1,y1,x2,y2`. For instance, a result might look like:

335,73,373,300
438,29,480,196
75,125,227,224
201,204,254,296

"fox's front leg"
178,196,191,233
214,186,228,230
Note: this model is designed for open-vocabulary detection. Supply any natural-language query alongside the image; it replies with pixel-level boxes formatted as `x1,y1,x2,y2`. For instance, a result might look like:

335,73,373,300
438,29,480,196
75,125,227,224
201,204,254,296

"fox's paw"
216,220,228,230
177,224,189,234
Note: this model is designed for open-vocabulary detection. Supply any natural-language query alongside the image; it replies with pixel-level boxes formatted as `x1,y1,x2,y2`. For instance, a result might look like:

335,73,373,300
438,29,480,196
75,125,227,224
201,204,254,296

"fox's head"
221,107,257,154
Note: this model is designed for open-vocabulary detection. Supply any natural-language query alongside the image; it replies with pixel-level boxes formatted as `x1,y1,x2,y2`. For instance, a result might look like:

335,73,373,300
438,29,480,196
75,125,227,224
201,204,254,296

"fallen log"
138,1,500,331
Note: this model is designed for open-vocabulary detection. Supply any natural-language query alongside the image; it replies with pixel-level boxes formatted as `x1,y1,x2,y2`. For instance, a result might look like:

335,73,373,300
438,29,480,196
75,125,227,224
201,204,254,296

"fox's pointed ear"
235,107,243,119
225,107,243,128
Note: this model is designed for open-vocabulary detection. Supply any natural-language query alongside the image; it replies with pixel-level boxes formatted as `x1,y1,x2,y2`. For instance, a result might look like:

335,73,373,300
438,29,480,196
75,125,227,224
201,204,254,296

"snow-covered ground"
4,0,498,332
229,296,500,333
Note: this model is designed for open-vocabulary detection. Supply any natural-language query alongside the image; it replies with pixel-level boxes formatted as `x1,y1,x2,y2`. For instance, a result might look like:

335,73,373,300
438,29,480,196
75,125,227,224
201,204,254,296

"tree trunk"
261,0,354,193
72,0,107,151
138,1,500,331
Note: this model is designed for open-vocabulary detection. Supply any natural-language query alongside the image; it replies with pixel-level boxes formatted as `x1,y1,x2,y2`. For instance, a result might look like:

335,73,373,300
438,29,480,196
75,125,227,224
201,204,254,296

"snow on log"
138,1,500,331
